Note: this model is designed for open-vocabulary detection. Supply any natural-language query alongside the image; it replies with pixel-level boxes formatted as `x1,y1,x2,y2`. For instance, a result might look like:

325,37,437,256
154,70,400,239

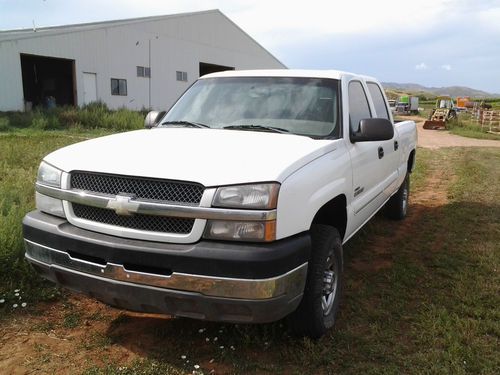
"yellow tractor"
423,95,457,130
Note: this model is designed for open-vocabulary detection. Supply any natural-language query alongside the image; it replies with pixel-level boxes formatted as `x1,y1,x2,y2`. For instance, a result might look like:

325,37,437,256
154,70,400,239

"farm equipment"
423,95,457,130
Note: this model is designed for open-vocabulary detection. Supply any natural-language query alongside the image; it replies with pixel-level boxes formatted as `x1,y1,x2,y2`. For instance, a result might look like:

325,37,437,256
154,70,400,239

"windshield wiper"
223,124,289,134
161,120,210,128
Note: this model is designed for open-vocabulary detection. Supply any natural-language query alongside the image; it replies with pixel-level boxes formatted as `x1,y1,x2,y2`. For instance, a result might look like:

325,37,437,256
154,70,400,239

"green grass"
446,114,500,141
0,129,499,374
0,129,112,312
450,126,500,140
447,119,500,141
84,147,499,375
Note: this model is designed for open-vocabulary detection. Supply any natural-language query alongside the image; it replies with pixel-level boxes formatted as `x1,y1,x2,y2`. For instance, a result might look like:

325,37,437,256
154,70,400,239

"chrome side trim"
25,240,307,300
36,183,276,221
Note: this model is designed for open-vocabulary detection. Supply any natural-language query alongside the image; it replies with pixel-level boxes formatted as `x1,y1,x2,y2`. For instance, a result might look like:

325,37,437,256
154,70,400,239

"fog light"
204,220,276,242
36,192,65,218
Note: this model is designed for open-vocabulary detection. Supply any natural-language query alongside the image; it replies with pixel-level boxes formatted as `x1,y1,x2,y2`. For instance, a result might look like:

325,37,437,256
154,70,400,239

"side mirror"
144,111,165,129
351,118,394,142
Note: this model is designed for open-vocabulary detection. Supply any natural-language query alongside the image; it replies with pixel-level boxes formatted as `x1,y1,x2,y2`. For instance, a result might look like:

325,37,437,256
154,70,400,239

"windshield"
162,77,340,138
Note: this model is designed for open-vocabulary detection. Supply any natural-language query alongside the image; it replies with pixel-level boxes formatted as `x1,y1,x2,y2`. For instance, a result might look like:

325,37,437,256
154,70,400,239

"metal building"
0,10,286,111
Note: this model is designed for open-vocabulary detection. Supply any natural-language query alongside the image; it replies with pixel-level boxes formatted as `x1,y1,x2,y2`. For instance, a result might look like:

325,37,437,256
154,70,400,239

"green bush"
31,114,49,130
31,112,61,130
4,111,34,128
1,103,144,132
102,109,143,130
82,101,109,112
57,106,80,127
0,116,10,132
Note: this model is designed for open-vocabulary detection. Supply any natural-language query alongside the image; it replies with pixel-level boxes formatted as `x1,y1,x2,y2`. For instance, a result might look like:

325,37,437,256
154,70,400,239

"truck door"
366,82,401,199
347,80,393,229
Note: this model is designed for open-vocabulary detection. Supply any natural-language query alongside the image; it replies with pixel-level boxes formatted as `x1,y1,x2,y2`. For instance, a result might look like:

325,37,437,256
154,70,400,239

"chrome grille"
70,172,204,205
72,203,195,234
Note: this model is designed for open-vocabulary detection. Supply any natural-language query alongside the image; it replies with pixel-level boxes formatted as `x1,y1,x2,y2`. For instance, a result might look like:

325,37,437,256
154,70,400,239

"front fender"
275,141,351,239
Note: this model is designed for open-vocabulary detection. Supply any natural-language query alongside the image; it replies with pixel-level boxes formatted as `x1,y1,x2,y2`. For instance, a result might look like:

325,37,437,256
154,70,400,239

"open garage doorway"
199,62,235,77
20,53,76,109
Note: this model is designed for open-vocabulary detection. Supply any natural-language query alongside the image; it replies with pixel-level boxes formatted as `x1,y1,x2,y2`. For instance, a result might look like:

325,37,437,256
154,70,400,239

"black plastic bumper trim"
23,210,310,279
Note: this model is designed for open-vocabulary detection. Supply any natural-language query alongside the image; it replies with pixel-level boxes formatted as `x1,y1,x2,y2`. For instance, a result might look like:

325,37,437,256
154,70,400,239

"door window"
367,82,390,120
348,81,371,133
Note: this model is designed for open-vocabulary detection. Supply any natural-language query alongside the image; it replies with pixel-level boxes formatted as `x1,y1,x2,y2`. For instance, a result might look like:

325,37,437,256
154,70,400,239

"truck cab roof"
200,69,379,83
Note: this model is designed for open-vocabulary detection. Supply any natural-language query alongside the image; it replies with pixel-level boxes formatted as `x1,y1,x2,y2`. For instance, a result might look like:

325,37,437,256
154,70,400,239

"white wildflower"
14,289,20,293
0,299,5,304
14,293,19,297
181,355,187,360
194,365,200,369
219,345,224,349
21,302,27,308
13,304,18,308
213,337,218,342
205,337,210,342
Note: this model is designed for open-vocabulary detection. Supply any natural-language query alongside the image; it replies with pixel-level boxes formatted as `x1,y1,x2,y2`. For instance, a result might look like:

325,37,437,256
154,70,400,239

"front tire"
385,174,410,220
288,225,343,339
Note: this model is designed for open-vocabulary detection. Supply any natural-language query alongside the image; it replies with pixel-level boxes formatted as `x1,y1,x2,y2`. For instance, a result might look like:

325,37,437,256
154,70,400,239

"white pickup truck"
23,70,417,338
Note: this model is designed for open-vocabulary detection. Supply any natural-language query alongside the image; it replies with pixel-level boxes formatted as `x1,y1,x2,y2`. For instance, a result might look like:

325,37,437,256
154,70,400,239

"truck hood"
45,128,336,186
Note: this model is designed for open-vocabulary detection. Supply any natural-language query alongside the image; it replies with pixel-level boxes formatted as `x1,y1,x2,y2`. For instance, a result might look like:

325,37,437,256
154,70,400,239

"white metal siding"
0,11,285,111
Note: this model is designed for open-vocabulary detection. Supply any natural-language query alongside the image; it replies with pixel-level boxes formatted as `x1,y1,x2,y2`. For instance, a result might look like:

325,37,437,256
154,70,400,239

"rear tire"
385,174,410,220
288,225,343,339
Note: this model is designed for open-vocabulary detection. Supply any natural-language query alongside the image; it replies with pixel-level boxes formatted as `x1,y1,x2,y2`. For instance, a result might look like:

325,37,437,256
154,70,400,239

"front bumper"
23,211,310,323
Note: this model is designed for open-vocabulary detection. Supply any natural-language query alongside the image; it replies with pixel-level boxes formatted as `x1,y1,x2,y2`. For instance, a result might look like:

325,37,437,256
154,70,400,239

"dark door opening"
199,62,235,77
20,53,76,108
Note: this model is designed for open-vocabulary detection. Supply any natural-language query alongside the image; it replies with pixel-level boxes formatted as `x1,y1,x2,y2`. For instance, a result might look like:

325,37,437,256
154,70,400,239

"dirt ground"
0,154,456,375
407,115,500,149
0,122,498,374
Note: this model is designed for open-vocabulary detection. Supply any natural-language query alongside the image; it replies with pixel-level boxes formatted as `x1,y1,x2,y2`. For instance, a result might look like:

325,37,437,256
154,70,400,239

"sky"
1,0,499,93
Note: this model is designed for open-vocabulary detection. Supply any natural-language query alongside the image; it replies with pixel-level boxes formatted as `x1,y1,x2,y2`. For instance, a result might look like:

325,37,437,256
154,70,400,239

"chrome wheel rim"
322,253,338,316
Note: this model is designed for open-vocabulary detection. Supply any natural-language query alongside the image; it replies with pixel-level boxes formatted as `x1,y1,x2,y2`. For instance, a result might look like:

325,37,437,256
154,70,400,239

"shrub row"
0,102,145,132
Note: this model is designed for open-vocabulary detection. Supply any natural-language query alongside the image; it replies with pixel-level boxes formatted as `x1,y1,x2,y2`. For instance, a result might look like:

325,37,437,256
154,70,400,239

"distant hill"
382,82,498,98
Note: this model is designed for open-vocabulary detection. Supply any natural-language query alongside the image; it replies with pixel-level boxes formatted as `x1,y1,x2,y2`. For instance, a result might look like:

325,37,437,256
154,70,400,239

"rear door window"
367,82,390,120
348,81,372,133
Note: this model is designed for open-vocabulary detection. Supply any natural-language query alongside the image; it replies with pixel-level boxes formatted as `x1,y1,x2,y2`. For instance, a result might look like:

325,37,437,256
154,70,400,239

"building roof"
0,9,286,67
0,10,217,38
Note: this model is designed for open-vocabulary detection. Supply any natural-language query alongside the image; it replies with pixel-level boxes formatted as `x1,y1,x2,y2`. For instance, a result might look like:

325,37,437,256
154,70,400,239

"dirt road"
405,115,500,149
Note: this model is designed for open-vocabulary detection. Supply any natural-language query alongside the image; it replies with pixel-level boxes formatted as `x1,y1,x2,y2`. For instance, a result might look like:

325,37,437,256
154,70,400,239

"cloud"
1,0,499,92
415,63,429,70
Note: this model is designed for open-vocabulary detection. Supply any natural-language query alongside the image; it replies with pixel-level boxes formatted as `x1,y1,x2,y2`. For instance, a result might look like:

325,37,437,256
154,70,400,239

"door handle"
394,140,399,151
378,147,384,159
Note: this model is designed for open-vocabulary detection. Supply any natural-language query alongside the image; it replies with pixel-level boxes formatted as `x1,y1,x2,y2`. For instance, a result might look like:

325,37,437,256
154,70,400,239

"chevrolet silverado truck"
23,70,417,338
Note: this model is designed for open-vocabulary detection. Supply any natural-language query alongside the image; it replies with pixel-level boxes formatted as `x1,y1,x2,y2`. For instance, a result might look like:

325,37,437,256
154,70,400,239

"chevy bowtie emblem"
106,194,138,216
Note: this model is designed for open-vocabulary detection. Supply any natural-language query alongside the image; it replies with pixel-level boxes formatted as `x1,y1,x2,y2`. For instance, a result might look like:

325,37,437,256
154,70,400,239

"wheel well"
408,149,416,174
311,195,347,240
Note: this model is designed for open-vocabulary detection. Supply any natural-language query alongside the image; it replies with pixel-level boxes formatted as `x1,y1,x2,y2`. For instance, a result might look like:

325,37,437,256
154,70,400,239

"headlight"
212,183,280,209
37,161,62,187
36,162,65,217
204,220,276,242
